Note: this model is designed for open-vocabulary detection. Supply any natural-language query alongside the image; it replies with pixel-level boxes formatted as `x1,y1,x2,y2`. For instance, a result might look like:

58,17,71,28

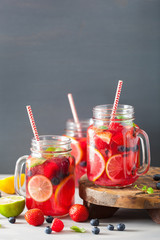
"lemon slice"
0,196,25,217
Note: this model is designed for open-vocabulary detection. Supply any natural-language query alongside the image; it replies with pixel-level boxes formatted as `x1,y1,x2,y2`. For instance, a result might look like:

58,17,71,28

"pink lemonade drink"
65,119,92,187
15,136,75,216
87,105,151,187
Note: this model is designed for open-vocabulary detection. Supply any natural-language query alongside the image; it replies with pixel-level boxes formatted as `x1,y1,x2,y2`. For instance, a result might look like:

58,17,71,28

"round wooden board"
79,167,160,209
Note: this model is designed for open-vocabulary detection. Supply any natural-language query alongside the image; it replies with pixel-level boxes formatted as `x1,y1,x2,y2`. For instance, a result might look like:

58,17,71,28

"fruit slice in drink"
55,175,75,208
106,154,124,182
96,131,112,144
65,136,83,165
87,145,105,181
28,175,53,202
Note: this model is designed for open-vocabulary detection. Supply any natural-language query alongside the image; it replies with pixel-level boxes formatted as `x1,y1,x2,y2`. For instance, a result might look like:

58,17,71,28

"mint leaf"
116,115,126,119
147,187,154,194
70,226,86,233
142,185,147,191
99,126,108,130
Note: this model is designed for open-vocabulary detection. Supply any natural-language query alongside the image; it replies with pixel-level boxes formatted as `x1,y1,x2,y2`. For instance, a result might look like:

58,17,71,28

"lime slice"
0,196,25,217
28,175,53,202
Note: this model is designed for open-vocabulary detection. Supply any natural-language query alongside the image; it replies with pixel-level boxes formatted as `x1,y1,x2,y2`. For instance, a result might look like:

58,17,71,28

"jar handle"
14,155,28,197
136,129,151,176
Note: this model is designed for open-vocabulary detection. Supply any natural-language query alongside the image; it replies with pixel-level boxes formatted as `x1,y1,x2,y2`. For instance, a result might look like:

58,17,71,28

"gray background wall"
0,0,160,174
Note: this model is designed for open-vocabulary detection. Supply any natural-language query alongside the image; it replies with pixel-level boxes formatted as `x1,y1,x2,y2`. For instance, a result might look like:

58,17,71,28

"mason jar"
65,119,92,187
15,135,75,216
87,104,150,187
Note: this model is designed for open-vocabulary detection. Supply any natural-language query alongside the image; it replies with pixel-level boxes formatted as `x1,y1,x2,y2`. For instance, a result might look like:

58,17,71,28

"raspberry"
51,218,64,232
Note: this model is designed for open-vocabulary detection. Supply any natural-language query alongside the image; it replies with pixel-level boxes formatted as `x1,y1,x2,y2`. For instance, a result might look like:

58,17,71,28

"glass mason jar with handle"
14,135,75,216
87,104,151,187
65,119,92,187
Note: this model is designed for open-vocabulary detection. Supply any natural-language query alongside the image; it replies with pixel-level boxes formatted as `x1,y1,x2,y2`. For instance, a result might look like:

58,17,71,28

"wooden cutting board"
79,167,160,223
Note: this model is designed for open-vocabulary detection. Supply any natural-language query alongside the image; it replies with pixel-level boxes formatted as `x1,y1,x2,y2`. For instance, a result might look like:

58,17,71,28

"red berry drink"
87,105,150,187
15,136,75,216
65,119,92,187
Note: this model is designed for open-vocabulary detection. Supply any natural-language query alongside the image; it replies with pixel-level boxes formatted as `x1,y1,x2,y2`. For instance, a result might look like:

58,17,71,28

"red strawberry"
69,204,89,222
51,218,64,232
43,160,60,179
25,208,44,226
95,137,108,150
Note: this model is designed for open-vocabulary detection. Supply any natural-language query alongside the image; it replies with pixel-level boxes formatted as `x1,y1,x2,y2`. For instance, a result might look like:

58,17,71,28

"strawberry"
69,204,89,222
51,218,64,232
95,137,108,150
25,208,44,226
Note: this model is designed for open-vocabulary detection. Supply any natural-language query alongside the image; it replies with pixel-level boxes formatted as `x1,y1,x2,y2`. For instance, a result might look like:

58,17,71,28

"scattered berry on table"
107,224,114,231
69,204,89,222
117,223,125,231
153,174,160,181
51,218,64,232
8,217,16,224
25,208,44,226
90,218,99,226
46,216,54,223
156,182,160,190
92,226,100,234
45,226,52,234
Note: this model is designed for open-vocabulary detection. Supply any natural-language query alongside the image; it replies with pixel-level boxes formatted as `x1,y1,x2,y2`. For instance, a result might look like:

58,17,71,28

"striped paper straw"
110,80,123,121
26,105,39,141
68,93,82,138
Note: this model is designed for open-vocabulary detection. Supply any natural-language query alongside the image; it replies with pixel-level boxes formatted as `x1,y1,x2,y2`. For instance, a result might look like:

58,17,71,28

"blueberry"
105,149,109,156
46,216,54,223
117,223,125,231
107,224,114,231
153,174,160,181
92,227,100,234
156,182,160,190
51,177,60,185
132,145,139,152
26,170,32,177
8,217,16,224
118,146,130,152
90,218,99,226
45,226,52,234
79,161,87,167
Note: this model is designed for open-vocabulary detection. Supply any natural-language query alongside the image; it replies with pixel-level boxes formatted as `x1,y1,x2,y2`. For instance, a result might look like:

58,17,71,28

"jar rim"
32,135,71,146
93,104,134,120
93,104,134,112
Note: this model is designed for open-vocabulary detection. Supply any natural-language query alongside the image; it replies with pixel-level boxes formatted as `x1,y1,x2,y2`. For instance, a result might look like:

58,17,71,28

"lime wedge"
0,196,25,217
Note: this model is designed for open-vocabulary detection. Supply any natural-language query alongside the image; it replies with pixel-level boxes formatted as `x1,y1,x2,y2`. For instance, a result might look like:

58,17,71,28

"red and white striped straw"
26,105,39,141
68,93,80,125
68,93,82,137
110,80,123,121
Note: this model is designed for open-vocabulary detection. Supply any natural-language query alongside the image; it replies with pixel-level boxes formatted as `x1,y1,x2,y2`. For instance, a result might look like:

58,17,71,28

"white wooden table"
0,175,160,240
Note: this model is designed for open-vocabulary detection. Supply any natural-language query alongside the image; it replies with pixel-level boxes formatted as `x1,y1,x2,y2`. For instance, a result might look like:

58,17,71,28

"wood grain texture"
79,167,160,209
